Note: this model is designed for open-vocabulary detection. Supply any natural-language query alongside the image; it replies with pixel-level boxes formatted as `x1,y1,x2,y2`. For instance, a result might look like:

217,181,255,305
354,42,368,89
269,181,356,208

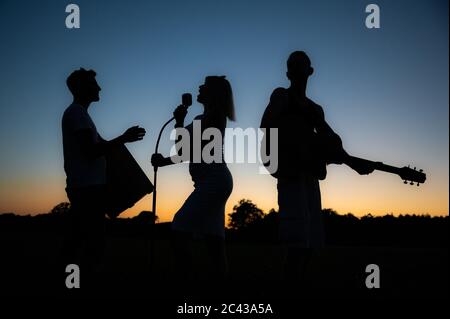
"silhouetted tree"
228,199,264,230
49,202,70,215
321,208,338,218
265,208,278,216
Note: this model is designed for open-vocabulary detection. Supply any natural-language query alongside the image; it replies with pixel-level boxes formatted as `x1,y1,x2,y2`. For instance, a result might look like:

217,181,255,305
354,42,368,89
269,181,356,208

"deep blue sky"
0,0,448,219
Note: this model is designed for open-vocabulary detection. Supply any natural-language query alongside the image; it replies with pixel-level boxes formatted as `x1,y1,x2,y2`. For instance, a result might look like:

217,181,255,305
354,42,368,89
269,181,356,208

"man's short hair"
287,51,311,72
66,68,97,96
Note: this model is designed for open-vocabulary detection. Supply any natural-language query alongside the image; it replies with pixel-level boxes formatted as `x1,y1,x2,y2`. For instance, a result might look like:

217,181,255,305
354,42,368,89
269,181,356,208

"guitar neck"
347,156,400,175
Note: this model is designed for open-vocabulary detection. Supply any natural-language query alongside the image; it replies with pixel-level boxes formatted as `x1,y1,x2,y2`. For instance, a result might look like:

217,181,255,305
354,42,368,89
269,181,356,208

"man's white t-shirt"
62,103,106,188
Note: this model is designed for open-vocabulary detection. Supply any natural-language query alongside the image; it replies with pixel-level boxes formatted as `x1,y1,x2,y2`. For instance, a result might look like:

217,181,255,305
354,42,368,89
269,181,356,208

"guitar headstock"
399,165,427,186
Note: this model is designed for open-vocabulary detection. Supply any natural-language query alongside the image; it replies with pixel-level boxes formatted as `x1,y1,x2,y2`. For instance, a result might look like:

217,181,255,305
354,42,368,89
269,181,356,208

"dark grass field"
1,230,448,300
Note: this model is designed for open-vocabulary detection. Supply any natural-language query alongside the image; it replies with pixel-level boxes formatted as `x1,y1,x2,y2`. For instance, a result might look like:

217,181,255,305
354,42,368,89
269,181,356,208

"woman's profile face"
197,80,211,106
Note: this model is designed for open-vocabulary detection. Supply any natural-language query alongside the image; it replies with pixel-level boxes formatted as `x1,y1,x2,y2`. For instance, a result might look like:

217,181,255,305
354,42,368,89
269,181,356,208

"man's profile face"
82,77,101,102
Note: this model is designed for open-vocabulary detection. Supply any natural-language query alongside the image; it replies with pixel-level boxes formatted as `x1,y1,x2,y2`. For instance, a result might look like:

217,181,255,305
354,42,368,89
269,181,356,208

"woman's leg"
204,234,228,283
171,230,193,285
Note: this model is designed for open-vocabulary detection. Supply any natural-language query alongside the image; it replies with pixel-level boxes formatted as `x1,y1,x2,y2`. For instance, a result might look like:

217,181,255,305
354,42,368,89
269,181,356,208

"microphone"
181,93,192,108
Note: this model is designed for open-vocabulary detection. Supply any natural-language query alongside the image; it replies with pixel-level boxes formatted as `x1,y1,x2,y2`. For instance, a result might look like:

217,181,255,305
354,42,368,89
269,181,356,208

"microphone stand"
149,92,190,273
149,115,175,271
152,115,176,217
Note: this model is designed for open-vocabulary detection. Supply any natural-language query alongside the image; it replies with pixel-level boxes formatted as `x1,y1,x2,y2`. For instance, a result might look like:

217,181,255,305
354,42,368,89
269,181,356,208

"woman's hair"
205,76,235,121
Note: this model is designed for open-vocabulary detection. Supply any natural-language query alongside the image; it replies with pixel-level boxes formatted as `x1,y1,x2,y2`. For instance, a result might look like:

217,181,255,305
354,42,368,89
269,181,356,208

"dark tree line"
226,200,448,247
0,199,447,247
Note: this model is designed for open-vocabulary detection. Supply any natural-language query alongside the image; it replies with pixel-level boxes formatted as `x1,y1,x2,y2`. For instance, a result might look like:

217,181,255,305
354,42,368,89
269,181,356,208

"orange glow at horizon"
1,163,448,224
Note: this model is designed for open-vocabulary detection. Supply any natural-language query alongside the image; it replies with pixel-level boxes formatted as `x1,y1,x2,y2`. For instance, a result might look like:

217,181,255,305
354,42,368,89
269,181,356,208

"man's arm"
313,105,347,163
312,104,338,139
261,88,285,129
260,88,285,169
75,126,145,159
313,105,374,175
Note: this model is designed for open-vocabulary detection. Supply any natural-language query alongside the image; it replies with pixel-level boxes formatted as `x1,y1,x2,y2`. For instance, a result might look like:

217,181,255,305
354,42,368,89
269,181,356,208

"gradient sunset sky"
0,0,448,222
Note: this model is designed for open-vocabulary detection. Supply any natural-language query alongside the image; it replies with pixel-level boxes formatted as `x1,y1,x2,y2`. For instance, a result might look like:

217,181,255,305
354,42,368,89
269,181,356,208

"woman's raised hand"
173,105,188,125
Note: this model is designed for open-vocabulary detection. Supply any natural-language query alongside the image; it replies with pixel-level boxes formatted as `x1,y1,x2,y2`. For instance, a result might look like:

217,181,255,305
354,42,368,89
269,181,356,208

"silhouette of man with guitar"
261,51,426,285
260,51,376,283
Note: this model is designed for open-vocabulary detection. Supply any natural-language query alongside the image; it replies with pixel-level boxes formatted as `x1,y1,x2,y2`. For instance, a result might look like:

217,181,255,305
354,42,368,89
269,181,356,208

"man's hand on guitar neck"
345,156,377,175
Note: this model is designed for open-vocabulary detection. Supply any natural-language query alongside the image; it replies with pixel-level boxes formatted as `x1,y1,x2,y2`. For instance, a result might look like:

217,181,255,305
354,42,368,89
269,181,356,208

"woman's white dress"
172,116,233,238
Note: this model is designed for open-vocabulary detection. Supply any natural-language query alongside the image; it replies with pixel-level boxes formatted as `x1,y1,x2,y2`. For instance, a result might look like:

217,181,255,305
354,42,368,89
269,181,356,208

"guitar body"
311,130,345,180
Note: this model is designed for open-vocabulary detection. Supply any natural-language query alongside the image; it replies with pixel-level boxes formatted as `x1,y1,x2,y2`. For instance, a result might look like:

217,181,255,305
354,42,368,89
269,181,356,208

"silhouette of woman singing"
152,76,235,285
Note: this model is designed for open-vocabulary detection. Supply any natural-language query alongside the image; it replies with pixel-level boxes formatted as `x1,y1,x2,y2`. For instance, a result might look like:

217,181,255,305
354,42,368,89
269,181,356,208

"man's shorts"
277,175,325,249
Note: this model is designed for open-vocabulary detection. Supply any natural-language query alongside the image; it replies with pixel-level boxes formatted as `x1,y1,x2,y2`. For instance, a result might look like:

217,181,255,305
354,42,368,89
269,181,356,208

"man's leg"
60,206,82,266
81,206,106,274
55,189,85,293
283,245,312,283
62,187,106,290
278,179,311,285
81,186,107,291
